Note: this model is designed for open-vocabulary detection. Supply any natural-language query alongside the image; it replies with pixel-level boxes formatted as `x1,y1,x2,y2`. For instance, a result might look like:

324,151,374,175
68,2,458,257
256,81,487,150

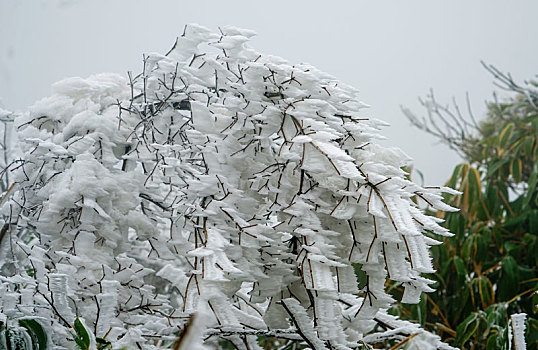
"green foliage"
0,318,48,350
73,318,91,350
17,320,48,350
95,337,112,350
71,317,111,350
399,71,538,349
0,317,116,350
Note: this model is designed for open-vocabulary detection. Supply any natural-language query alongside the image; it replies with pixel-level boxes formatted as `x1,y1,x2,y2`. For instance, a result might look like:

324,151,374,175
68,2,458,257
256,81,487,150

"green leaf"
96,337,112,350
469,167,482,196
73,318,91,350
498,256,520,300
528,318,538,346
477,276,494,308
510,158,522,183
523,135,534,156
457,284,472,323
487,158,509,177
504,241,521,254
446,163,464,190
484,304,507,334
475,230,490,262
498,123,514,148
486,333,498,350
525,171,537,205
19,319,48,350
456,312,480,346
462,235,474,263
410,294,427,327
503,211,528,230
529,209,538,237
453,256,467,276
354,264,367,289
446,212,465,238
522,232,538,266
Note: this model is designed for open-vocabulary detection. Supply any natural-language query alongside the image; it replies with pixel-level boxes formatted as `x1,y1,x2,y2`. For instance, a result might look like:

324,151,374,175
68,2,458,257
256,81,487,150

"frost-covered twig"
0,25,457,349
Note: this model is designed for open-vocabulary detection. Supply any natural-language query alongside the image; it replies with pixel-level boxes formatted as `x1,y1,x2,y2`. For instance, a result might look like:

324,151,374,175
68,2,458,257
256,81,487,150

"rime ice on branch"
0,25,457,349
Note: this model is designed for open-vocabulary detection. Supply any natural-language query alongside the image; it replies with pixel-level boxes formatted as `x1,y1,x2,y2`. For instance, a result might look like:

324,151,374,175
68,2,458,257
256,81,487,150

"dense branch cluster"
0,25,457,349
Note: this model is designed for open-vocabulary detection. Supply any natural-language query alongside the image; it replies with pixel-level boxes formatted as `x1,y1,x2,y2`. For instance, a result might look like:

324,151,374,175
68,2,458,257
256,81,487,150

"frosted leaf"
314,294,348,344
51,74,128,101
403,332,442,350
302,260,336,291
114,327,146,349
95,281,120,335
219,25,257,38
48,274,75,322
263,298,291,329
365,189,387,218
384,243,412,282
335,266,360,294
401,276,435,304
280,298,328,350
156,264,187,285
333,159,363,180
1,293,19,317
405,234,435,273
292,135,312,143
312,141,354,162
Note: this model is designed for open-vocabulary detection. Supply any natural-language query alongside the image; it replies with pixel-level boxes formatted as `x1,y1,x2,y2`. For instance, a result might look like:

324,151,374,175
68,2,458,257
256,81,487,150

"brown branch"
280,300,320,350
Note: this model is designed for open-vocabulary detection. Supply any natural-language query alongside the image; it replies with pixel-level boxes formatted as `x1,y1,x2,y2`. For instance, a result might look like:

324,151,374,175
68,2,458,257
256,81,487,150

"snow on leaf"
280,298,328,350
0,25,459,350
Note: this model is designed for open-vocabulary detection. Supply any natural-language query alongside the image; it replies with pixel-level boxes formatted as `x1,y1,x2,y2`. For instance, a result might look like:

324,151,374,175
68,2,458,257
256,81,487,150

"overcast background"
1,0,537,186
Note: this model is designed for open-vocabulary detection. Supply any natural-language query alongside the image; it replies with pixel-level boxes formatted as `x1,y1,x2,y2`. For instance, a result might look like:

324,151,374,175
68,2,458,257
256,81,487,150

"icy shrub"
0,25,458,349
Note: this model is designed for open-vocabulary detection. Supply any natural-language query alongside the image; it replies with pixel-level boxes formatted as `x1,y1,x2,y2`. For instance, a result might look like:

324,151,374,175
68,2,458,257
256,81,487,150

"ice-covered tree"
0,25,458,350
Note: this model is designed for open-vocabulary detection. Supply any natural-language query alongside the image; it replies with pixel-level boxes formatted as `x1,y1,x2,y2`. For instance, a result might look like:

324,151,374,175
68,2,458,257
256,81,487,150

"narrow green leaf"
477,276,494,308
462,235,474,263
469,167,482,194
74,318,90,350
510,158,522,183
498,256,520,300
498,123,514,148
486,333,498,350
354,264,367,289
525,171,537,205
453,256,467,276
475,229,490,262
19,319,48,350
503,211,528,230
446,163,464,190
487,158,509,177
414,295,427,326
456,312,480,346
96,337,112,350
523,135,534,156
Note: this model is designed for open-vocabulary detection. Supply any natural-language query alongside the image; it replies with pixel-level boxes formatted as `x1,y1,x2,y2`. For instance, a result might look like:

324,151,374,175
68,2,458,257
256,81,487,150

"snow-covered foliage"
0,107,16,193
0,25,459,349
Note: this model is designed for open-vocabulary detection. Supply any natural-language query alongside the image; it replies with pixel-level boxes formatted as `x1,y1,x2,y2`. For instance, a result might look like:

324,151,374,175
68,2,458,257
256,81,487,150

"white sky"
1,0,537,186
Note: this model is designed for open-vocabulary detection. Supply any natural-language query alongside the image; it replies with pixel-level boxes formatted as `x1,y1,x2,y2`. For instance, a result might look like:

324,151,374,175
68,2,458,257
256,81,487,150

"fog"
1,0,537,185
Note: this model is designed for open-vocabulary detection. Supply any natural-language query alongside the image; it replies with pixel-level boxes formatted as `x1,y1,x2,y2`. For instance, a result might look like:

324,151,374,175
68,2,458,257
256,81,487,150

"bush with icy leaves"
0,25,459,349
